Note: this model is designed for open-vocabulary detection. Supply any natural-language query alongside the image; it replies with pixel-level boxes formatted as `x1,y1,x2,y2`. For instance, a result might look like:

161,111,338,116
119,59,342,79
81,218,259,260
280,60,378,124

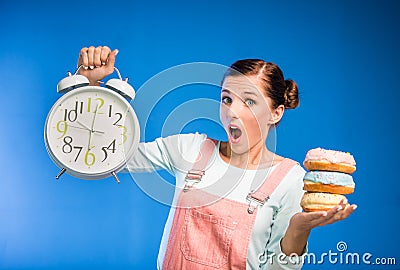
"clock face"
45,86,140,179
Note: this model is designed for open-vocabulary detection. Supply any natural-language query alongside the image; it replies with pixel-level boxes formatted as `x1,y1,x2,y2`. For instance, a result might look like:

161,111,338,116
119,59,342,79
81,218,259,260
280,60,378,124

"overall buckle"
183,170,205,192
246,193,269,214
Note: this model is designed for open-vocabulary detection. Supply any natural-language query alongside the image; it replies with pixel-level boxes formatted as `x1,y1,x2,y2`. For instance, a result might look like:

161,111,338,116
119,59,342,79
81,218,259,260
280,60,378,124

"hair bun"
284,79,299,109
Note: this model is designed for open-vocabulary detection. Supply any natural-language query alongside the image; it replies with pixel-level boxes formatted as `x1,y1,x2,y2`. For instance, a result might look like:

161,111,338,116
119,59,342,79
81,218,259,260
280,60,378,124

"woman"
77,46,356,269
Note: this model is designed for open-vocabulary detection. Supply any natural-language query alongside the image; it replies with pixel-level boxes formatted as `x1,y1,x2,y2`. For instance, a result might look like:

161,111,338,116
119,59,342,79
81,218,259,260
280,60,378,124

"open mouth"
229,125,242,143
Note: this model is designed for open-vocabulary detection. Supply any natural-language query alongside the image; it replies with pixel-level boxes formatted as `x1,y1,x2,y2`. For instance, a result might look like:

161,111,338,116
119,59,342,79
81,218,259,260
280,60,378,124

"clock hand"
69,124,105,134
68,124,87,132
90,104,99,132
88,104,99,150
88,131,93,150
76,120,91,132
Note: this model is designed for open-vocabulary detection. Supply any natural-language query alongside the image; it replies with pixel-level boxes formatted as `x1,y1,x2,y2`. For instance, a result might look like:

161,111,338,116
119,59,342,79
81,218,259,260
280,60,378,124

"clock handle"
111,171,121,184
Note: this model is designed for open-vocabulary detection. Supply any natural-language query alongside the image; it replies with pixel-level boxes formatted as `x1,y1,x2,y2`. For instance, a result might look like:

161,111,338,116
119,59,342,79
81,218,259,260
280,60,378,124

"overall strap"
183,138,218,192
246,158,297,213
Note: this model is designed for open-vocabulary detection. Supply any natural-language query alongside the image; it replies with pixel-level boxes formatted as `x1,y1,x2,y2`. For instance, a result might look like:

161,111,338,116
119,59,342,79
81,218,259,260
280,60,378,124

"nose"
226,99,242,119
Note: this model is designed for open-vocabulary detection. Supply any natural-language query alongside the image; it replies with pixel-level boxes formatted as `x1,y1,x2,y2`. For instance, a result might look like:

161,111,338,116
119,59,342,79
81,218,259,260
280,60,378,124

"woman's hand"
77,46,118,85
281,199,357,256
292,199,357,231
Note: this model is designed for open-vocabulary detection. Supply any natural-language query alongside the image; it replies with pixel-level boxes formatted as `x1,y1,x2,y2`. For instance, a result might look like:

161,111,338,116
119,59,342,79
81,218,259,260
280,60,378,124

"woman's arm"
124,133,207,174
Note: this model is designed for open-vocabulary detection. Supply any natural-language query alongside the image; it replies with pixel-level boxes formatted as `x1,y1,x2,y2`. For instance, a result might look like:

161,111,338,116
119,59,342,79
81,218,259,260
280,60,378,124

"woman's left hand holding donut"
280,199,357,256
292,198,357,230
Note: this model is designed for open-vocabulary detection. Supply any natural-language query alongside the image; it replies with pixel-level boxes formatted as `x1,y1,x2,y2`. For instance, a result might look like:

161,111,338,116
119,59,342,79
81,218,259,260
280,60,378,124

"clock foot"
111,171,120,184
56,168,66,179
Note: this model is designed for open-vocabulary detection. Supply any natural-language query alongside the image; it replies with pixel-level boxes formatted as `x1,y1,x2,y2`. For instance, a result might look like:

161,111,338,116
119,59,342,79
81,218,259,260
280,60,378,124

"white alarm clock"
44,66,140,183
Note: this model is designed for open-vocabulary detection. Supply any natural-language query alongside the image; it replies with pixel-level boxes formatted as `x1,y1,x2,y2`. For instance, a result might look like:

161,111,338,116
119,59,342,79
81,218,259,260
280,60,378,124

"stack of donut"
300,148,356,212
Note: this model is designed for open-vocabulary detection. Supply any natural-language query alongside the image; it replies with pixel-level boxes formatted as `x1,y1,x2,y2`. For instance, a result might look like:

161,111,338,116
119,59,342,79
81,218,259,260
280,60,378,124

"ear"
268,104,285,125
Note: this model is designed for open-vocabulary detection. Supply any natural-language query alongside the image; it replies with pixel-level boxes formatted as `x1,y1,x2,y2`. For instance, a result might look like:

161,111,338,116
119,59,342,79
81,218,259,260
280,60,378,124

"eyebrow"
243,91,259,97
221,89,259,97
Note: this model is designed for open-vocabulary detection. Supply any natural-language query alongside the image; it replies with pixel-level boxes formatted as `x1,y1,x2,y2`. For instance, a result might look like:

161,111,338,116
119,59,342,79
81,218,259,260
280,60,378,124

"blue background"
1,0,399,269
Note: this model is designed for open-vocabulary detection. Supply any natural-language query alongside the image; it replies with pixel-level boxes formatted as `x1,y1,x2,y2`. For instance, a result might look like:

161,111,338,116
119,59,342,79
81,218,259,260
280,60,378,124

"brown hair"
223,59,299,110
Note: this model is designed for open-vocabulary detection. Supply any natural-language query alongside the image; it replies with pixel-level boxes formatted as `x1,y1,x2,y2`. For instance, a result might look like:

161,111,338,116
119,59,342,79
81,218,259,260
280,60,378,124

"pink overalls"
162,139,297,269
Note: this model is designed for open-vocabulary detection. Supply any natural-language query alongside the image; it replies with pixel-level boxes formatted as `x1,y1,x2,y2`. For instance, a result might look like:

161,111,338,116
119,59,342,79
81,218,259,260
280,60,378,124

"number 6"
84,150,96,166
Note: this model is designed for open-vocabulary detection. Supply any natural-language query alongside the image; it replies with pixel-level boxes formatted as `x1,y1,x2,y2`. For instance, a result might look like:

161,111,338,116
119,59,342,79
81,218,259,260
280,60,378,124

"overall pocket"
181,208,237,268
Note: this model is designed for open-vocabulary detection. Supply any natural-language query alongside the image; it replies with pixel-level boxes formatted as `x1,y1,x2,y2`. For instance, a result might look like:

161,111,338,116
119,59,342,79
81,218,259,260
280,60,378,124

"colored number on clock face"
84,150,96,166
87,97,104,113
56,120,68,138
118,125,128,143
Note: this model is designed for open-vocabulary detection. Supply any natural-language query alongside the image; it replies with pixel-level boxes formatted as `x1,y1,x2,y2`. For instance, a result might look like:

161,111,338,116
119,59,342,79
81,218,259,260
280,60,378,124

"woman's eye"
245,99,255,106
221,96,232,104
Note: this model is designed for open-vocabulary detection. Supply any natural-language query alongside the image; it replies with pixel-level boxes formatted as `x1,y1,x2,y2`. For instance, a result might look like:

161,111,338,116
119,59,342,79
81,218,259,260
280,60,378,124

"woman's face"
220,75,283,154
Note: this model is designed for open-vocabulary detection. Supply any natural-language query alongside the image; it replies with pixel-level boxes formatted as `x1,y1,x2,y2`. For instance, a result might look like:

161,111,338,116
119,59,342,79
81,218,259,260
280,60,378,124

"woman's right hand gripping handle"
77,46,119,86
